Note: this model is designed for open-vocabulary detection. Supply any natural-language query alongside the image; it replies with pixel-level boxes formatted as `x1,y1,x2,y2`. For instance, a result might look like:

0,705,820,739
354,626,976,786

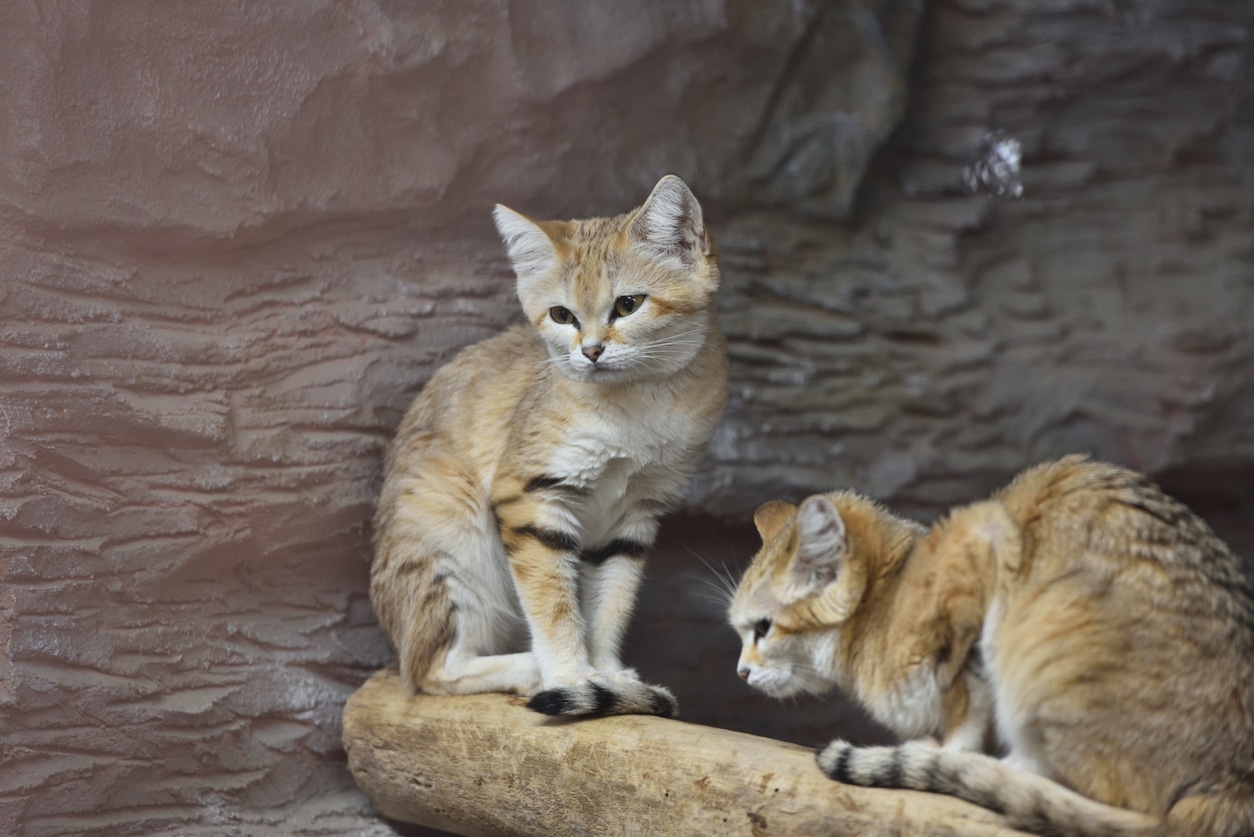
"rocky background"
2,0,1252,834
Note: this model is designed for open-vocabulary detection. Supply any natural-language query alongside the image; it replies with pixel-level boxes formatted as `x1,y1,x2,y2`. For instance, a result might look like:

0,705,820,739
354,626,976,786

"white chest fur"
544,392,708,544
869,664,946,741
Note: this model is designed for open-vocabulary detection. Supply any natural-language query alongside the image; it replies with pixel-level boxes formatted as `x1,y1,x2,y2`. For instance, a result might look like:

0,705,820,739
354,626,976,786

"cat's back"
996,455,1251,593
989,455,1254,814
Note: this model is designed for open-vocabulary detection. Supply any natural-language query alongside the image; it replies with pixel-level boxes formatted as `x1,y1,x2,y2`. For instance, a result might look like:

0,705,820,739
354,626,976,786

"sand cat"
372,175,728,718
730,455,1254,836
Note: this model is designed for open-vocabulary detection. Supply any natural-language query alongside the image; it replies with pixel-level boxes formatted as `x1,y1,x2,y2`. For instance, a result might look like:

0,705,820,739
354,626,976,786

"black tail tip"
526,689,573,716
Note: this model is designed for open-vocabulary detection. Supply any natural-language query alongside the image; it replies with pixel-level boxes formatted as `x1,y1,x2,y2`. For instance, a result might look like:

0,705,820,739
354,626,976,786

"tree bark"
343,671,1030,837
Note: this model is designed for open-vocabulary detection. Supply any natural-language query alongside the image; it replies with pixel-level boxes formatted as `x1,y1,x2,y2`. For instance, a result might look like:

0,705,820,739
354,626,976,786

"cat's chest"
552,403,698,480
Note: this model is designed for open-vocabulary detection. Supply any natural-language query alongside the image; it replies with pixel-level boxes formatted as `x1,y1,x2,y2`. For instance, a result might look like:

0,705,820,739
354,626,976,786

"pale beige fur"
730,456,1254,837
372,176,728,717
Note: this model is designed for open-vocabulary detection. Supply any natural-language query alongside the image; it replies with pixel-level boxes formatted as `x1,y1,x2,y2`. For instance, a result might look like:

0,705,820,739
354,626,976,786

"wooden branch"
343,671,1030,837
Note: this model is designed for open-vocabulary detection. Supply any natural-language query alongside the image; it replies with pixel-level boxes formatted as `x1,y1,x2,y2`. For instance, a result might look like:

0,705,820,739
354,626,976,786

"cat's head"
493,175,719,384
729,492,923,698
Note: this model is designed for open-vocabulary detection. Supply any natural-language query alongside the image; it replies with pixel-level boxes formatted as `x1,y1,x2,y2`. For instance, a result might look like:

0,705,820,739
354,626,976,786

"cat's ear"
628,175,711,266
753,500,797,544
494,204,557,285
786,495,848,596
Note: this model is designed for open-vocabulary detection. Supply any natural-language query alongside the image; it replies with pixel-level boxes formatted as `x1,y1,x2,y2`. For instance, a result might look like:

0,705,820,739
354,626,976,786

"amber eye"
753,619,772,644
613,294,645,319
549,306,576,325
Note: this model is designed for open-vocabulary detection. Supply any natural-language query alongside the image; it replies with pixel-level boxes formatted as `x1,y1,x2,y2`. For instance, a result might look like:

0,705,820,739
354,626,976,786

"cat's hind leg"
381,447,538,696
410,546,543,695
381,545,541,696
422,649,541,696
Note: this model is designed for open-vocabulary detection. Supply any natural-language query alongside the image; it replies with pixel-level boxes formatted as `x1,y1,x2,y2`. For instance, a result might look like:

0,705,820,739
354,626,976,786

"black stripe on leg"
524,475,564,492
524,475,591,497
580,538,650,565
511,525,580,554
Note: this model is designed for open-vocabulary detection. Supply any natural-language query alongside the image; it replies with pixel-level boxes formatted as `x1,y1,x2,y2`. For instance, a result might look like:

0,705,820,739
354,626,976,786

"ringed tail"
818,740,1162,837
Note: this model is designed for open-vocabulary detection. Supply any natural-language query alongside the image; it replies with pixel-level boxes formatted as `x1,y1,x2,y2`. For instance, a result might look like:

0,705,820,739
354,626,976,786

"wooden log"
343,671,1031,837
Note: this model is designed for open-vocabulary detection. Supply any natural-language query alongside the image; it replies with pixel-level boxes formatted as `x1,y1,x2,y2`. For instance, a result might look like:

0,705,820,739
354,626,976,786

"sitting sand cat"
372,175,728,718
730,455,1254,836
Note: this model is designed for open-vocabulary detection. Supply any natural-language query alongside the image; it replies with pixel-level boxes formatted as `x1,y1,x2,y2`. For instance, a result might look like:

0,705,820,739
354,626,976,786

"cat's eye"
549,306,576,326
752,619,772,643
612,294,645,319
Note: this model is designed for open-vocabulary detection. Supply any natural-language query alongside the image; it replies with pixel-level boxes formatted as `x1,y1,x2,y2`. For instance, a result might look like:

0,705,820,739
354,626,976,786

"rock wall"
2,0,1252,835
705,0,1254,517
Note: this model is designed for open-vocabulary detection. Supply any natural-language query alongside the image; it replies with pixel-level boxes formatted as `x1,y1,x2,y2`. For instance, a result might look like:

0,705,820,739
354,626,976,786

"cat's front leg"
497,512,594,687
496,485,677,718
579,521,657,673
531,523,680,719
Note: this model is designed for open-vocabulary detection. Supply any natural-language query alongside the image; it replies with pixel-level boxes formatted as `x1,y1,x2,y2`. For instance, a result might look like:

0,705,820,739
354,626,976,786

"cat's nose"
581,344,604,363
737,665,750,681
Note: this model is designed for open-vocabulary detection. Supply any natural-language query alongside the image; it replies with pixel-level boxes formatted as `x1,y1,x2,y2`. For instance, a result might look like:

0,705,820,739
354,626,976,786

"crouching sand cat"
730,455,1254,837
372,176,728,718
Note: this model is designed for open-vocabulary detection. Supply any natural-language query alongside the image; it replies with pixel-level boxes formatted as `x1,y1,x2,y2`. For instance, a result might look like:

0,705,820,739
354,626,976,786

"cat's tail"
817,740,1164,837
526,673,678,719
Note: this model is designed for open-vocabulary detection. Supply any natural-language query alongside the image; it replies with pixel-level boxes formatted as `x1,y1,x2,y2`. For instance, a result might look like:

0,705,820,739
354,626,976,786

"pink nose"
582,344,604,363
737,666,750,681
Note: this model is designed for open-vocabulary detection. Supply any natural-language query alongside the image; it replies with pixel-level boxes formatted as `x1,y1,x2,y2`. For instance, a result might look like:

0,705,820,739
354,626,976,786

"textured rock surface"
0,1,919,835
2,0,1253,835
704,0,1254,517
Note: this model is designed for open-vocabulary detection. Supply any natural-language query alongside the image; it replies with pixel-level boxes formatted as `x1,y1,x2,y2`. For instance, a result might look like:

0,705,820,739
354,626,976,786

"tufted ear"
494,204,557,288
753,500,797,544
628,175,710,266
785,495,848,597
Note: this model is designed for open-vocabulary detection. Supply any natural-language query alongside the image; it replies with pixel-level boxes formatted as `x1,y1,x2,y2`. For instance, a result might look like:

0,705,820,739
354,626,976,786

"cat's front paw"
525,674,677,719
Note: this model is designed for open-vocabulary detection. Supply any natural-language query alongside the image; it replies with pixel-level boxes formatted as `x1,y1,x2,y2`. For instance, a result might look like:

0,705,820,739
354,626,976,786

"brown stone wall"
2,0,1252,835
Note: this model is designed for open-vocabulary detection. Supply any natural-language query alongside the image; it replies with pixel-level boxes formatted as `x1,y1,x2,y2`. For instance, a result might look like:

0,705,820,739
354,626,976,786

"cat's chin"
562,364,643,385
747,671,809,700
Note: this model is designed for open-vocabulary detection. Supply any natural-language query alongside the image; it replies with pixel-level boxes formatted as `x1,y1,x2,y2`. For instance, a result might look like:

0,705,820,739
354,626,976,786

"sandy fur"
731,455,1254,836
372,176,728,717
